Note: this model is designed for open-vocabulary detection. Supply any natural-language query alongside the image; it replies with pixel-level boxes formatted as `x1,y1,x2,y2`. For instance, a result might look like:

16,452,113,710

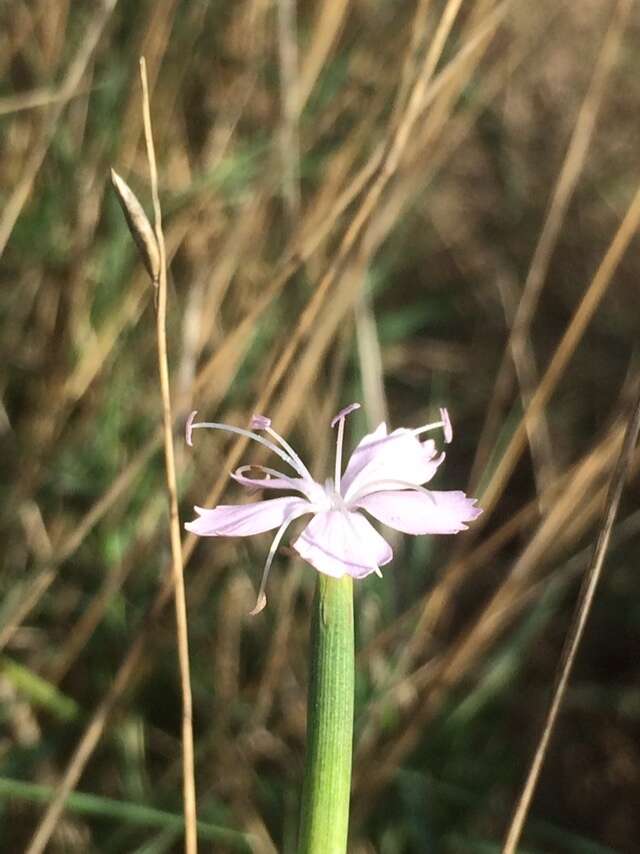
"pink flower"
185,403,481,614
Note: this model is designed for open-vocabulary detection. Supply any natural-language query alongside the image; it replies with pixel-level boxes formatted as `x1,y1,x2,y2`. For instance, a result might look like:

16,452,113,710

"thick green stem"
299,575,354,854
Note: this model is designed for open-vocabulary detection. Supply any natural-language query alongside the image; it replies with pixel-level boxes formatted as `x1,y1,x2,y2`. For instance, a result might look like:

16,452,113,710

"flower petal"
341,424,444,500
293,509,393,578
185,496,311,537
355,489,482,534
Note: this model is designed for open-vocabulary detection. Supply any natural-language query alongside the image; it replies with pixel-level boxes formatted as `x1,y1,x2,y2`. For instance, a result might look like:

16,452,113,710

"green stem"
299,574,354,854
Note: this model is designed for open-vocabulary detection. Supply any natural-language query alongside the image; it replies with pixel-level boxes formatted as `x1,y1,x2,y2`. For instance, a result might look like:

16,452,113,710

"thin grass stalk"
140,58,198,854
479,178,640,520
502,376,640,853
469,0,632,494
299,575,354,854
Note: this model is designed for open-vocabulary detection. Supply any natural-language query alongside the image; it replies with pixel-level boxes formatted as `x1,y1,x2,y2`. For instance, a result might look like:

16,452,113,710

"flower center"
324,478,347,511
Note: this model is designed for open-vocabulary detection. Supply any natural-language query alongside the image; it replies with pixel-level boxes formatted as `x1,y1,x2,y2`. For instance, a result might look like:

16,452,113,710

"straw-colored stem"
140,58,198,854
299,574,354,854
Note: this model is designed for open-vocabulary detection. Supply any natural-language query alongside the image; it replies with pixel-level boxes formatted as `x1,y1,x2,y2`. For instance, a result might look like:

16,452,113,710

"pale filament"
263,425,314,481
188,420,304,476
413,408,452,443
249,508,316,615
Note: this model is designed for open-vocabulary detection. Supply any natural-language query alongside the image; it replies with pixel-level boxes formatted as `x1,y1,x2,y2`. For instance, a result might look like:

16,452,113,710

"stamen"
413,420,444,436
413,408,454,443
440,407,453,443
230,465,271,495
249,510,314,615
232,464,285,484
331,403,361,493
330,403,361,428
266,427,313,480
251,414,314,481
187,420,303,474
251,415,271,430
185,410,197,447
231,464,309,496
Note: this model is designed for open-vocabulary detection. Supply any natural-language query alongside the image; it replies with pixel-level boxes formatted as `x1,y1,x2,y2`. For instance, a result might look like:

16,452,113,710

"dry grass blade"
277,0,300,219
0,430,159,655
294,0,349,115
0,82,94,116
0,0,118,259
23,609,159,854
355,280,388,428
0,265,282,659
480,178,640,519
139,57,198,854
469,0,633,492
502,374,640,853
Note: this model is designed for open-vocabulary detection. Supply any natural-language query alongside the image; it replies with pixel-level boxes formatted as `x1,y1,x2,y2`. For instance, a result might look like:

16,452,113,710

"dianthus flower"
185,403,481,613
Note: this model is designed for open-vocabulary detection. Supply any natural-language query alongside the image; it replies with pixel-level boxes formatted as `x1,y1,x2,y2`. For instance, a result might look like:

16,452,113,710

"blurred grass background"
2,0,640,851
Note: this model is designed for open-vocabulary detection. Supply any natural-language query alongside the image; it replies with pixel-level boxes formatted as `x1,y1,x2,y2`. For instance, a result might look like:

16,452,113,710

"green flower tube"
299,574,354,854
